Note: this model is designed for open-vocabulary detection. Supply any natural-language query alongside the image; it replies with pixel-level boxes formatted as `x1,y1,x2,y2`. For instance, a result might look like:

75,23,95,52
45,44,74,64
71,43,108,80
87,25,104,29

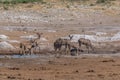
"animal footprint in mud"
112,64,120,66
7,76,16,79
17,73,21,76
97,74,105,78
73,70,79,73
101,59,115,63
29,78,44,80
86,69,95,73
8,67,20,70
48,60,55,64
109,73,118,77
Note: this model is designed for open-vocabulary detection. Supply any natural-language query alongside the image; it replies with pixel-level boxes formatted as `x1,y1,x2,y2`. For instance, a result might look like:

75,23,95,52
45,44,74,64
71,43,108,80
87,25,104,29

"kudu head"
68,35,73,40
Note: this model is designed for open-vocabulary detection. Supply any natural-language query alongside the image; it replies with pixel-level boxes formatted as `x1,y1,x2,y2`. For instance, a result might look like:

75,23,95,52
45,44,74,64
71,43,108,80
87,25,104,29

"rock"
20,35,37,40
40,37,48,41
7,40,20,43
111,32,120,41
0,41,15,50
0,35,9,40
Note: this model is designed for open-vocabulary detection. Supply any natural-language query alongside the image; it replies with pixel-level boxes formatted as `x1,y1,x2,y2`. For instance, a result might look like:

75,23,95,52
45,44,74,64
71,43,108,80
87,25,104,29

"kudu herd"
19,33,43,55
19,32,94,55
54,35,94,55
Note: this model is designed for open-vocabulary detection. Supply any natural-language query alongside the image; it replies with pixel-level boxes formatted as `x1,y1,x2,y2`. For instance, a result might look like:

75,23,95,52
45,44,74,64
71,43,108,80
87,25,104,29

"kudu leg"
86,46,89,53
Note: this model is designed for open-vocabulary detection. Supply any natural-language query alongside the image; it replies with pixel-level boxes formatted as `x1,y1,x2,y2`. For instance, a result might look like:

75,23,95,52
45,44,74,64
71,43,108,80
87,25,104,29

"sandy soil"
0,55,120,80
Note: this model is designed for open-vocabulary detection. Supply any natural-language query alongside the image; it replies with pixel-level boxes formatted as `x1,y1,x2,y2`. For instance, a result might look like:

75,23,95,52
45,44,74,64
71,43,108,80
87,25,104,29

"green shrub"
3,5,9,10
96,0,106,3
96,0,115,4
0,0,44,4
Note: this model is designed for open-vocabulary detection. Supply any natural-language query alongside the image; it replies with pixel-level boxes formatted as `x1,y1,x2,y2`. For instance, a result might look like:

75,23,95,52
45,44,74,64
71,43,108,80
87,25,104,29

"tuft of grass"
66,5,70,8
0,0,44,4
96,0,106,3
96,0,115,4
3,5,9,10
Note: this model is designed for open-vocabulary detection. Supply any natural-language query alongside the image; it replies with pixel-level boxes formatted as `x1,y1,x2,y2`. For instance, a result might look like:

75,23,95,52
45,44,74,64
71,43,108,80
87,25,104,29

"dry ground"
0,1,120,80
0,55,120,80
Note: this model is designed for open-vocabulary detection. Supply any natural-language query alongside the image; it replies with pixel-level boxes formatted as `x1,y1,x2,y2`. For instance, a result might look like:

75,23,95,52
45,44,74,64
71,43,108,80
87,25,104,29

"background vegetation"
0,0,44,4
0,0,116,4
96,0,115,3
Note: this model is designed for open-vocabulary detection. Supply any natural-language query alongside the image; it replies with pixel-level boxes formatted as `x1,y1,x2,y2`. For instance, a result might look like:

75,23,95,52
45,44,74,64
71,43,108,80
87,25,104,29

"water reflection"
0,54,40,59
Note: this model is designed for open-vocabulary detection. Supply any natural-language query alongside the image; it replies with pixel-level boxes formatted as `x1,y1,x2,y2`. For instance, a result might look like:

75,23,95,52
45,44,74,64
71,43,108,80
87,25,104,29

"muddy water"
0,54,55,68
0,54,55,59
0,54,40,59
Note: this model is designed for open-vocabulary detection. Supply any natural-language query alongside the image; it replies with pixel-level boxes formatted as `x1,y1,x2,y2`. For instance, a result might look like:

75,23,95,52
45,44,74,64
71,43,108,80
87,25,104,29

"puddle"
0,54,55,67
0,54,40,59
0,54,55,59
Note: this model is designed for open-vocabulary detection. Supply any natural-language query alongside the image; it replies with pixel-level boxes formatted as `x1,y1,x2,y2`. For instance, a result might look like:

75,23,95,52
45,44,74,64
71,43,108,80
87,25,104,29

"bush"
96,0,106,3
96,0,114,4
0,0,44,4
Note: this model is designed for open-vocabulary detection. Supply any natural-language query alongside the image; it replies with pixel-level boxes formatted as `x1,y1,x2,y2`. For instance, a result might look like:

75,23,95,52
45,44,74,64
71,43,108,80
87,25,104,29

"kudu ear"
69,35,73,40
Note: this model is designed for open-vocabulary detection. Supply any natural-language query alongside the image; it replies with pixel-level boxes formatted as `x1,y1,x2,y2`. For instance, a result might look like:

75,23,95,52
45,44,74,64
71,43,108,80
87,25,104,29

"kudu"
78,38,94,53
54,35,73,55
29,32,43,54
30,39,40,54
19,43,26,55
19,42,33,55
69,43,83,56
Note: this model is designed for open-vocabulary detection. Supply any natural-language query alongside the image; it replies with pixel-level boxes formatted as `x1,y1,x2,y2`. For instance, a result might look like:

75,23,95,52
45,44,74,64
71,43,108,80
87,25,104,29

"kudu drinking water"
54,35,74,55
78,38,94,53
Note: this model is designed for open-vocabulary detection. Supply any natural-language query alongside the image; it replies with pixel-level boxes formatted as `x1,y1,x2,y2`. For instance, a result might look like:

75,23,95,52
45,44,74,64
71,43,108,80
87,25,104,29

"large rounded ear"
69,35,73,40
